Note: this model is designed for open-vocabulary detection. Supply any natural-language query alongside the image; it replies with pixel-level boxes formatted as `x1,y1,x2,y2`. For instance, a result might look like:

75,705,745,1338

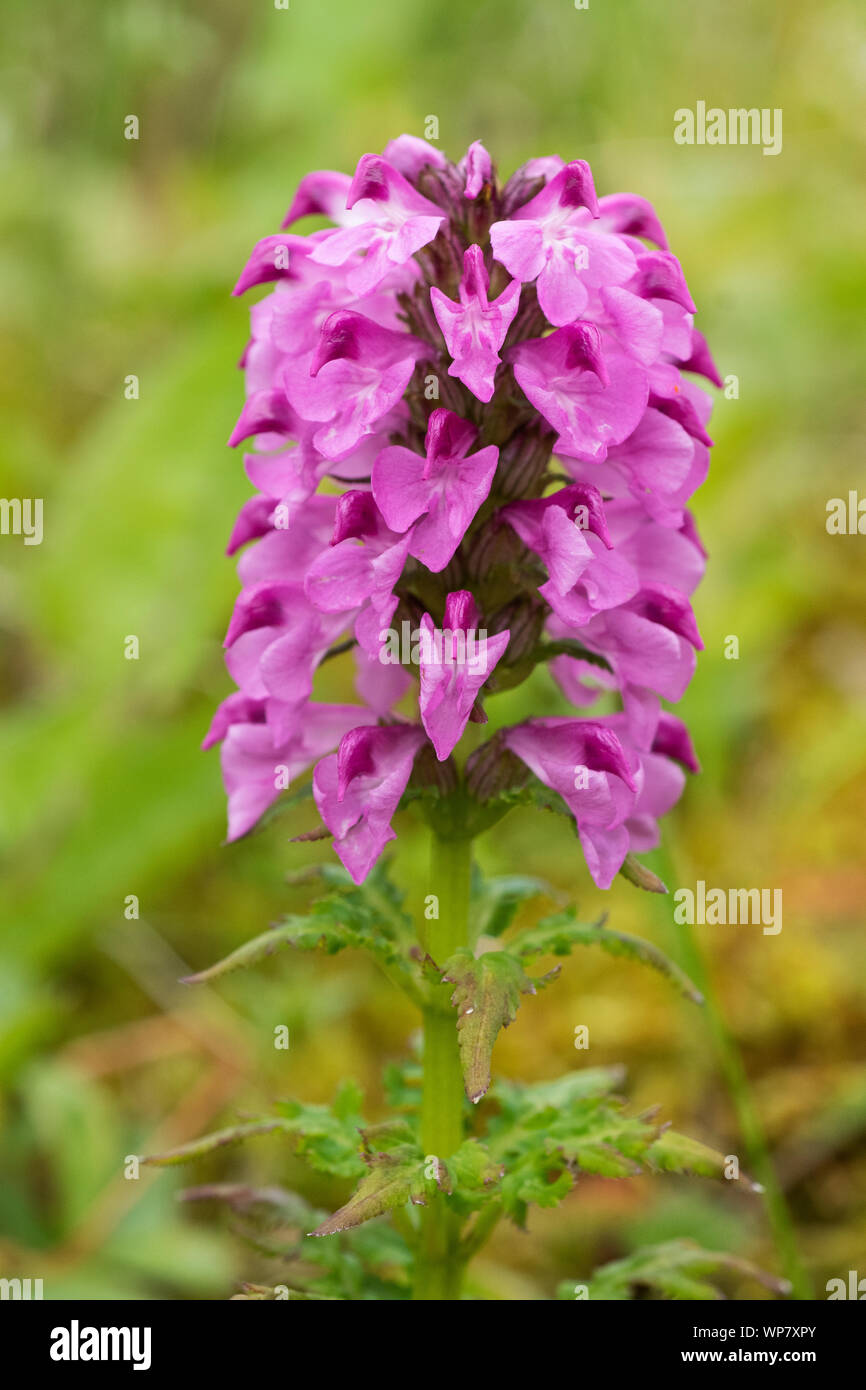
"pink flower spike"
309,155,445,295
418,592,510,760
372,407,499,572
430,245,521,402
211,140,716,862
313,724,425,883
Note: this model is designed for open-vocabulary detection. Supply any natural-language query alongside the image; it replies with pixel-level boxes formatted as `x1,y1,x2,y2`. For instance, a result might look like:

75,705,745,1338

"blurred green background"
1,0,865,1299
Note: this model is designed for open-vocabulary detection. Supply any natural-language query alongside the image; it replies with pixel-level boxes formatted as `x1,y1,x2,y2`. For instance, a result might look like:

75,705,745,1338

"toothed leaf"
311,1144,441,1237
558,1239,789,1301
183,861,420,993
437,948,540,1104
142,1119,295,1167
647,1128,759,1190
511,907,703,1005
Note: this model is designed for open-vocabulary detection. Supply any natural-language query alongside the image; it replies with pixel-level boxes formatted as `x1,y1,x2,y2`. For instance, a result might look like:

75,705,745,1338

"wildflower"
209,138,715,888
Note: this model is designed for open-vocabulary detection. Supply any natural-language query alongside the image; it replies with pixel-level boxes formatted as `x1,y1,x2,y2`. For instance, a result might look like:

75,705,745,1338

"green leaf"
437,948,541,1104
491,1067,627,1123
444,1139,504,1201
144,1089,369,1181
182,861,424,1000
382,1058,423,1115
333,1077,366,1126
484,1073,755,1225
511,908,704,1005
310,1145,442,1237
470,871,552,939
142,1119,296,1167
180,917,320,983
303,1217,414,1300
273,1095,368,1180
647,1128,761,1191
558,1240,790,1301
545,1099,661,1178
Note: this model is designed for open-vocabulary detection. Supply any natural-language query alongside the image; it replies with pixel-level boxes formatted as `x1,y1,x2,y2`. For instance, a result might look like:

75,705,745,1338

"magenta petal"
431,245,521,402
228,390,294,448
372,446,431,532
578,822,631,889
510,326,647,462
313,724,425,883
233,235,305,296
383,134,448,180
222,702,375,841
281,170,353,228
502,719,639,885
226,497,274,555
418,600,509,760
597,192,669,250
461,140,493,199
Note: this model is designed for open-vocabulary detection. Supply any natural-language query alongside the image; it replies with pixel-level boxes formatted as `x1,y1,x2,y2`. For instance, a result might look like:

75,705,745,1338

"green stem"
413,831,472,1301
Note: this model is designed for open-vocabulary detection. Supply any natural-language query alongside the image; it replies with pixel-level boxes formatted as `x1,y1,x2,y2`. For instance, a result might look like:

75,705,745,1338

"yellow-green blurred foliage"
0,0,864,1299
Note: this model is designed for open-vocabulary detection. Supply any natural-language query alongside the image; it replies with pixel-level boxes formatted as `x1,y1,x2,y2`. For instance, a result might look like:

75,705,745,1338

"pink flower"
283,310,426,462
569,584,704,702
313,724,425,883
418,592,510,760
309,155,445,295
502,485,639,625
224,582,350,709
490,161,637,326
304,490,410,630
508,324,648,462
281,169,357,228
210,699,377,842
372,408,499,572
383,135,448,181
564,405,708,527
430,245,521,402
575,710,699,866
503,718,639,888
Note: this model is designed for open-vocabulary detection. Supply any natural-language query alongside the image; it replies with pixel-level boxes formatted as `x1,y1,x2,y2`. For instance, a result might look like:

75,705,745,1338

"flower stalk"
415,828,472,1300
